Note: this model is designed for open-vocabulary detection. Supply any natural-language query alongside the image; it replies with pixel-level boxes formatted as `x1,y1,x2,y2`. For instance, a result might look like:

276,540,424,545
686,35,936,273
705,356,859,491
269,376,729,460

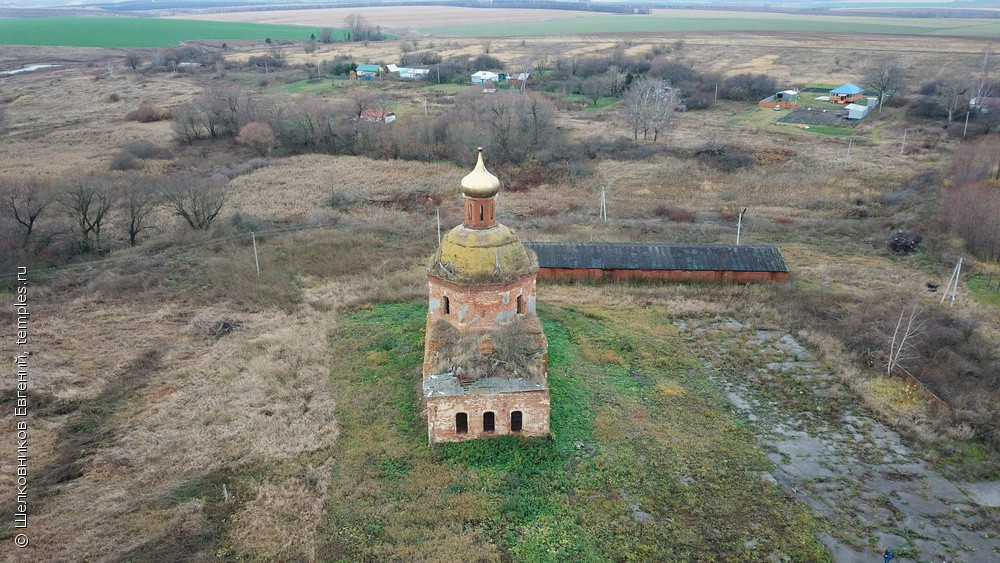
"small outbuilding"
830,83,864,104
759,90,799,109
524,242,789,283
845,103,870,120
509,72,531,88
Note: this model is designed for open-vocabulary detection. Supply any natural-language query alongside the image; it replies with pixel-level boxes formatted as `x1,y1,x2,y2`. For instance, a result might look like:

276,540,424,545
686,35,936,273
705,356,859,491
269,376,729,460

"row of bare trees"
2,173,228,256
171,83,562,166
943,136,1000,260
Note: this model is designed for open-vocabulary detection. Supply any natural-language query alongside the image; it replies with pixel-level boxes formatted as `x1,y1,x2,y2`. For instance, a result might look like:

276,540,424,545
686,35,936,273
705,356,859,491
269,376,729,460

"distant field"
0,17,329,48
423,10,1000,37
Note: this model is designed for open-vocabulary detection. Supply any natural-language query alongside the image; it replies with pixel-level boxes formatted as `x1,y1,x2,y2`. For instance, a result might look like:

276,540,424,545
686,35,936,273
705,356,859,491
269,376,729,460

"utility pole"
901,129,907,155
941,257,963,305
736,208,747,245
844,137,854,167
599,187,608,223
252,232,261,277
963,111,970,138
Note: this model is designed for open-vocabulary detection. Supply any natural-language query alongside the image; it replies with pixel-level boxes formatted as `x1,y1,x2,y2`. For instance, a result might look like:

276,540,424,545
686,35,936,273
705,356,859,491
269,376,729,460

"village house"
508,72,531,88
423,149,549,443
471,70,501,84
355,64,382,79
360,109,395,123
830,83,864,104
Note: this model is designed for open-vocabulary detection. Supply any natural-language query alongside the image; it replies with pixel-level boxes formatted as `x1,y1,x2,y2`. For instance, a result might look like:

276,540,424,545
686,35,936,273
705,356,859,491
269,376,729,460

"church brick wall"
427,275,537,330
426,390,550,443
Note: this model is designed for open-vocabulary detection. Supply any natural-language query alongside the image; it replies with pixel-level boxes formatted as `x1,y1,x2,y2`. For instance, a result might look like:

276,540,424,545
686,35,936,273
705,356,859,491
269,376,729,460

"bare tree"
581,73,612,106
106,60,117,79
887,305,923,375
61,175,117,252
119,173,160,247
318,27,335,44
124,51,142,70
347,88,376,119
164,176,228,230
1,177,52,245
197,85,260,137
975,44,995,104
620,77,679,141
171,102,205,144
343,14,382,42
863,57,906,111
935,75,973,121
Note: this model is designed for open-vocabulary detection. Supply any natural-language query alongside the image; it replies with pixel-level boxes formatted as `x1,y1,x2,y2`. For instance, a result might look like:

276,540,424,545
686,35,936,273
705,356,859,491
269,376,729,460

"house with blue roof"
355,64,382,79
830,83,864,104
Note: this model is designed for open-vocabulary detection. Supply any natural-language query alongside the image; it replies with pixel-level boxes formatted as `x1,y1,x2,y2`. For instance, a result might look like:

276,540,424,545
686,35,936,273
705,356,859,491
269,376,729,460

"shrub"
655,206,696,222
696,142,756,172
126,100,169,123
109,150,142,171
123,139,161,159
235,122,276,157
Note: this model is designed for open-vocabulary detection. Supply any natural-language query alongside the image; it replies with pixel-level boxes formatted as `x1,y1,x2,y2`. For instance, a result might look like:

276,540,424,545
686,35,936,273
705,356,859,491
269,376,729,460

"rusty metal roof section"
524,242,789,273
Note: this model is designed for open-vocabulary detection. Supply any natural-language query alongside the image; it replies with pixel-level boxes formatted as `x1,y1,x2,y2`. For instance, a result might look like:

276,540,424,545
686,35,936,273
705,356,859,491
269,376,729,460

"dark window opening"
510,411,523,432
443,295,450,315
456,412,468,434
480,205,484,222
483,411,495,432
516,295,525,314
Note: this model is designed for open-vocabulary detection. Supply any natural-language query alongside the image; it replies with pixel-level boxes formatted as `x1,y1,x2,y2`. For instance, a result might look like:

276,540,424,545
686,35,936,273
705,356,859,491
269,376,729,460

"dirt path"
678,318,1000,562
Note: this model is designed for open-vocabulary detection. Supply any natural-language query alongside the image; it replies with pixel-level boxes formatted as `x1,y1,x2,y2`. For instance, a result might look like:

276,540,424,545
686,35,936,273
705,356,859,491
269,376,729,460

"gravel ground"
678,318,1000,563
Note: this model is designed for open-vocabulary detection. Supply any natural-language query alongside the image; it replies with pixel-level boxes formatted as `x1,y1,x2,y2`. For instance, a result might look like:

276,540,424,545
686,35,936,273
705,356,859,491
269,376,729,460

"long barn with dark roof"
524,242,789,283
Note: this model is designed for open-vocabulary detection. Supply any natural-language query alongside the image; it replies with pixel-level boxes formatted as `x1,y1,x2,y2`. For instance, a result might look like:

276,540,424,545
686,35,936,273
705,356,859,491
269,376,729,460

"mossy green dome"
431,224,537,284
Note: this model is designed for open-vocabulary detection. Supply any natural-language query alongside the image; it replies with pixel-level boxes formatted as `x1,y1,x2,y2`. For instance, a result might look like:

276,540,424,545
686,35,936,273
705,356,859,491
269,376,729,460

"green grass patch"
805,126,858,137
564,94,619,113
422,83,472,93
315,301,831,561
282,79,340,94
967,274,1000,312
423,12,1000,37
0,17,329,48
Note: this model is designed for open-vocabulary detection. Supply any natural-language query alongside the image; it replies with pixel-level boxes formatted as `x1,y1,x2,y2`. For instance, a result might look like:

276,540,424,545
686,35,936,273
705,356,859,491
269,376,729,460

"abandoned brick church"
422,149,550,443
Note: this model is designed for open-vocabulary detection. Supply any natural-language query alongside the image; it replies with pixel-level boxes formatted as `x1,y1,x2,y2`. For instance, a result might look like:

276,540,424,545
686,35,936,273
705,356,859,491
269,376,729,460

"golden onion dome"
461,148,501,198
432,224,537,284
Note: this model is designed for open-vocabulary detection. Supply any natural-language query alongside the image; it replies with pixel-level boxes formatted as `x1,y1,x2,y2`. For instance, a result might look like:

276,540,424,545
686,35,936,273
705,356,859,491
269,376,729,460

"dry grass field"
168,6,606,35
1,22,999,561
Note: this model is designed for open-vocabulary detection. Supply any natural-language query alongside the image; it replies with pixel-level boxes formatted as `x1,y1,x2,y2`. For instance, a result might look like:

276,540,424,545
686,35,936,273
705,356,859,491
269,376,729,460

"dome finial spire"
461,148,500,198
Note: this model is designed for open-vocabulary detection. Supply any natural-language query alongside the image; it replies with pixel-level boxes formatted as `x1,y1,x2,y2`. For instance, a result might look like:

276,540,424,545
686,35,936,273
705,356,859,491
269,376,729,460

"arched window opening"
480,205,484,222
510,411,523,432
456,412,468,434
443,295,450,315
483,411,495,432
516,295,525,315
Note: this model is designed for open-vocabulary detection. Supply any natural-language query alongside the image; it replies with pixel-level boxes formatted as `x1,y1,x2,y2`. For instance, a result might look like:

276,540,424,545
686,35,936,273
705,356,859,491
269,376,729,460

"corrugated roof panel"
523,242,789,273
